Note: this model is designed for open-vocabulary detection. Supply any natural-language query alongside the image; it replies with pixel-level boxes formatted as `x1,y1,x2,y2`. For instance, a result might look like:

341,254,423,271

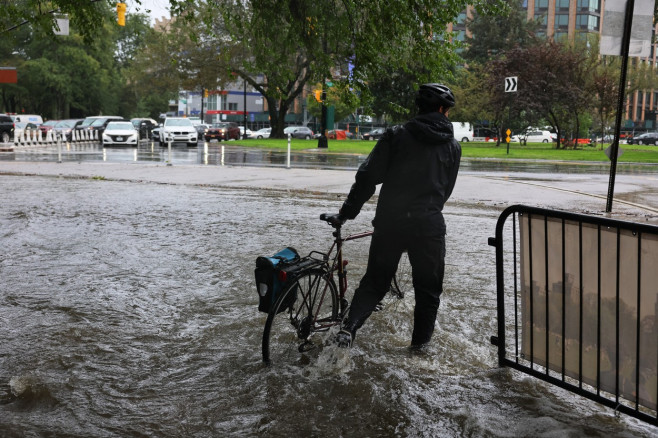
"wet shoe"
409,342,430,355
335,329,353,348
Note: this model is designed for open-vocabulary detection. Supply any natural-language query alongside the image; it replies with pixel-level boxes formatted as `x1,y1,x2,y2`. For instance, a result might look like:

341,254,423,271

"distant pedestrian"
328,83,462,351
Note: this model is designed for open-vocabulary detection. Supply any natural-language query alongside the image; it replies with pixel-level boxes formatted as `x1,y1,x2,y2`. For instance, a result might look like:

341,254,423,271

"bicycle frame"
310,222,373,304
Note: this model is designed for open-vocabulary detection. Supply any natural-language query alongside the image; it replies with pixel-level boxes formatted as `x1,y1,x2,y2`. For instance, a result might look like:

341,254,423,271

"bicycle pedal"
298,341,316,353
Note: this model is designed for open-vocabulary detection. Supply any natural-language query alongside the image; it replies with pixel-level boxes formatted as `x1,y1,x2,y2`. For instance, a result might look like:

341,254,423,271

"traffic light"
314,89,322,102
117,2,126,26
204,89,209,98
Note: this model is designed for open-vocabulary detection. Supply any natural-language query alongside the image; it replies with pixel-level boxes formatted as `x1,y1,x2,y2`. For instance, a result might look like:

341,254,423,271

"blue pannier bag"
255,247,300,313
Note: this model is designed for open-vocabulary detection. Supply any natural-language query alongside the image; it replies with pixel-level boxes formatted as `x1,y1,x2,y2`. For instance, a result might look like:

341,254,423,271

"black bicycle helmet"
416,83,456,111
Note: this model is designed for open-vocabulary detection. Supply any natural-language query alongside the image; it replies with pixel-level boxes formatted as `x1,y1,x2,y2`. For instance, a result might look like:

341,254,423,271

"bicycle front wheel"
262,268,339,365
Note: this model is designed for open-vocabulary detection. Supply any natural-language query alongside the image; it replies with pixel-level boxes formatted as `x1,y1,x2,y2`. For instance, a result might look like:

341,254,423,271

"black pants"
344,229,446,346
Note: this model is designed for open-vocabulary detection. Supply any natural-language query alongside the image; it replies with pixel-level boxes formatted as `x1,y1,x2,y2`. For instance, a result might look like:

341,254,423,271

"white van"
452,122,473,142
11,114,43,125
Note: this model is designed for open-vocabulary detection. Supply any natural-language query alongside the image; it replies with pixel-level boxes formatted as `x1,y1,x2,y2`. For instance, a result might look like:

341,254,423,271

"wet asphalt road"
0,145,657,436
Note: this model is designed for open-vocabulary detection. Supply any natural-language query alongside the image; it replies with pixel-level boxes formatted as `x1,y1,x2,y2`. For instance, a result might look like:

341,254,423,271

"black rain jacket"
340,111,461,236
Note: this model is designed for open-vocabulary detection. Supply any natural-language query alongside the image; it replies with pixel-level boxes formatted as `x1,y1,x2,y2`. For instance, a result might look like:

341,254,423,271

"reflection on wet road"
0,176,655,436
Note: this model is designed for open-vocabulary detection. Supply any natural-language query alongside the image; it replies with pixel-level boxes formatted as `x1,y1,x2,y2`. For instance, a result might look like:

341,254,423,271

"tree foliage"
0,0,122,42
161,0,506,137
0,3,157,120
464,0,542,64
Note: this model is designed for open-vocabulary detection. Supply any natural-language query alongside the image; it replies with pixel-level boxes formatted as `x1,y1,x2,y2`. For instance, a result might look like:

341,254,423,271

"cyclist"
331,83,461,351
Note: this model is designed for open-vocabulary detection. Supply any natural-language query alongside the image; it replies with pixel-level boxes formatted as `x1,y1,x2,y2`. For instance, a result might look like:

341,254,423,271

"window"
535,0,549,11
576,14,599,31
456,12,467,25
554,14,569,28
578,0,600,12
556,0,570,11
207,95,218,111
228,102,238,111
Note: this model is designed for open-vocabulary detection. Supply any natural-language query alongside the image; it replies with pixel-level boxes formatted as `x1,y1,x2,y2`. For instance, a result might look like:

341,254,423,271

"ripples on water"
0,176,654,437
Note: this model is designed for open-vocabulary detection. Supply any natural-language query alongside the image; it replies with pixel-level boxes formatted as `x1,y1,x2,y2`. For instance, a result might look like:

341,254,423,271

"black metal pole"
200,89,205,124
606,0,635,213
317,83,328,148
243,78,248,138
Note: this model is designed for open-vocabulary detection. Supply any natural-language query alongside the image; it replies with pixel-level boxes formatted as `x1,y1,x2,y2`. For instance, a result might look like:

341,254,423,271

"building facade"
451,1,658,131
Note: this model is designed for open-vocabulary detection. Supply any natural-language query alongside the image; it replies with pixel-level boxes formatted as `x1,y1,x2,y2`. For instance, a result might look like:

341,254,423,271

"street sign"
506,128,511,143
605,145,624,160
505,77,518,92
0,67,17,84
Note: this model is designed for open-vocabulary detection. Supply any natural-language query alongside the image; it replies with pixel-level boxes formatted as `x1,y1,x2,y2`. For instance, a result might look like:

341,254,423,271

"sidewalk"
1,160,657,221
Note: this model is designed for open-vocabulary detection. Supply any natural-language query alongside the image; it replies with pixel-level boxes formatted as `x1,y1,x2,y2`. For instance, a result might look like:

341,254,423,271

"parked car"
452,122,474,142
11,114,43,125
38,120,59,136
152,126,162,142
14,122,39,138
76,116,124,139
53,119,83,141
627,132,658,145
130,118,158,139
0,113,14,143
195,123,210,138
102,121,139,147
205,122,240,141
160,117,198,147
238,126,252,138
363,127,386,141
284,126,314,140
522,130,554,143
249,128,271,139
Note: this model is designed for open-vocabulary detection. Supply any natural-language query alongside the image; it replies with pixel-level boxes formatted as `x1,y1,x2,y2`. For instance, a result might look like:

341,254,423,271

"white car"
102,121,138,147
160,117,198,147
249,128,271,139
239,126,252,138
523,130,554,143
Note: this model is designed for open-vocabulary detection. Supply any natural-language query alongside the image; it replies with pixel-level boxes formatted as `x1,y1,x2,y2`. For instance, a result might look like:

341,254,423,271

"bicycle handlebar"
320,213,346,228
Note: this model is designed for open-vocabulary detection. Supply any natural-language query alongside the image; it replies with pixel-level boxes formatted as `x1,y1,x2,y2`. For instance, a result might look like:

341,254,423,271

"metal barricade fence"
488,205,657,425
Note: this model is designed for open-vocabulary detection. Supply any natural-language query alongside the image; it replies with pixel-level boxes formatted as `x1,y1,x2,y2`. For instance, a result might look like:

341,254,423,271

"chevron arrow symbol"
505,76,518,92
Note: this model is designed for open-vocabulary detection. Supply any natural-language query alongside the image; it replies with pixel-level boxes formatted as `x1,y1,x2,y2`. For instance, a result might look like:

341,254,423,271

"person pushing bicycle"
330,83,462,351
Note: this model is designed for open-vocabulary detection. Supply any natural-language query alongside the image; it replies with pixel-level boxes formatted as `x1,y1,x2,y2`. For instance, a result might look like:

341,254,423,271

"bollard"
57,135,62,163
287,133,291,169
167,137,172,166
221,145,224,166
203,142,208,165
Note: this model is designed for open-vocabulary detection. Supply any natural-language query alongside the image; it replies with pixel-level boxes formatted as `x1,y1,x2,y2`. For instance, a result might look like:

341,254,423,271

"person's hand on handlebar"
320,213,347,227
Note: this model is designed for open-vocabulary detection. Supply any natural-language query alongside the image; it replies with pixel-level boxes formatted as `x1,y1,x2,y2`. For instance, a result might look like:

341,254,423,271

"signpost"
601,0,655,212
505,77,517,154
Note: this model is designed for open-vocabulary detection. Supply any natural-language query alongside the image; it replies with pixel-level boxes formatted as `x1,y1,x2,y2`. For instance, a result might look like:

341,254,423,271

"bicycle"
261,213,411,365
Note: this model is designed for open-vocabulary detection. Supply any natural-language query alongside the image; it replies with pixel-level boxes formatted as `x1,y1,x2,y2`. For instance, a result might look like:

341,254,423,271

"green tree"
0,0,120,42
163,0,507,138
464,0,542,63
1,3,158,119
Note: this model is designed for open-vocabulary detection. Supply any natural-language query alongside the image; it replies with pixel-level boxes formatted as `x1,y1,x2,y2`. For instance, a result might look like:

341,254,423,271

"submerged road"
0,159,656,436
1,160,657,221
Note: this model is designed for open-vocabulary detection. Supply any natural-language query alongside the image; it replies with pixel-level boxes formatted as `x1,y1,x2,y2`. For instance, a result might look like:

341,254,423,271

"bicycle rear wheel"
262,268,339,365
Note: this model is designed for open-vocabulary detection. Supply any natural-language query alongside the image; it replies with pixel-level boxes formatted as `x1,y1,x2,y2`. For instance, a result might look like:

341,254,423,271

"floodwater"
0,175,655,437
3,141,658,175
